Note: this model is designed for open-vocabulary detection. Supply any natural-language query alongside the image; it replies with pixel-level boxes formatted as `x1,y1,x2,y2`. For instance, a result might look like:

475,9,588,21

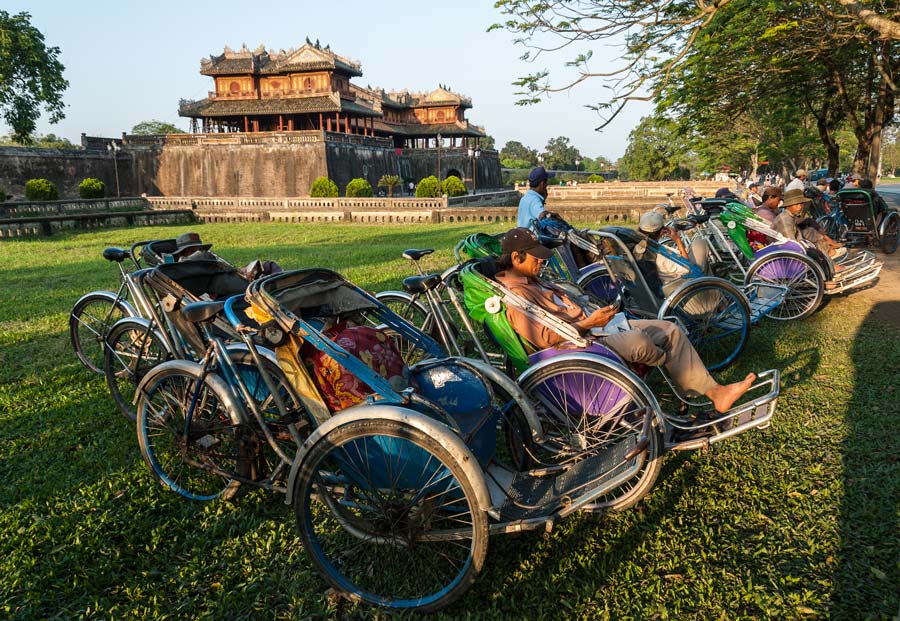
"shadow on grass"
832,300,900,618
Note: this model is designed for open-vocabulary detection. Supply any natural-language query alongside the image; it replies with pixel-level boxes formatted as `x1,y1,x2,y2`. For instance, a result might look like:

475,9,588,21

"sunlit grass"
0,222,897,620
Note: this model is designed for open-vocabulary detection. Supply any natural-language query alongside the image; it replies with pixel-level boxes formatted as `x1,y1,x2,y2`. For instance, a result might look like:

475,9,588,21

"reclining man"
635,210,711,294
773,189,845,262
495,228,756,413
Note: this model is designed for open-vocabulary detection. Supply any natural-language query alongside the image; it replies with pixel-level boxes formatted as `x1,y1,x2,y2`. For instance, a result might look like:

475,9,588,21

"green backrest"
459,263,532,374
458,233,502,261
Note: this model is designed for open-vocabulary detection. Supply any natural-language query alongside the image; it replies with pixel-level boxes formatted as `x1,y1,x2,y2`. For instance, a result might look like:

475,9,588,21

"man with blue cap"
517,166,556,229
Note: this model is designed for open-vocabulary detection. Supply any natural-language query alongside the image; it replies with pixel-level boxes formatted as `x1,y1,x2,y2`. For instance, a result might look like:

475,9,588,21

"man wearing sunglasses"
494,228,756,413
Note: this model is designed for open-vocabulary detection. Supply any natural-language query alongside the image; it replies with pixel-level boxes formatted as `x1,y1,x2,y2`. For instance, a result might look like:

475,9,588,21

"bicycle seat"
664,204,680,214
700,199,727,216
402,248,434,261
689,195,705,204
402,273,442,294
102,247,130,263
670,218,696,231
181,300,226,324
536,234,565,248
688,212,710,224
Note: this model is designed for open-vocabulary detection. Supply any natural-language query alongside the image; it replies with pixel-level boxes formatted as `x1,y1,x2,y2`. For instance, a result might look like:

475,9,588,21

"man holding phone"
494,228,755,413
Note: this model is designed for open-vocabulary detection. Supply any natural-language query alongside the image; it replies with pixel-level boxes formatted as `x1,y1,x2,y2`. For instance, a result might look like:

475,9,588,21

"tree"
415,176,441,198
377,174,401,197
619,115,691,181
0,11,68,143
499,140,538,168
345,177,373,197
130,120,186,135
480,135,496,150
441,175,467,197
0,132,73,148
543,136,582,171
309,177,339,197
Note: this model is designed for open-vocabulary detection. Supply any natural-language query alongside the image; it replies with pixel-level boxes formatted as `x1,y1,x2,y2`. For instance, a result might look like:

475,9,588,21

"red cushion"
306,324,408,412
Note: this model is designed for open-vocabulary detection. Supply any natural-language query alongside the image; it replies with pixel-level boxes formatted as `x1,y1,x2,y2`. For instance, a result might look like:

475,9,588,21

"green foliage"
130,120,186,135
0,132,74,149
24,178,58,201
377,174,401,197
345,177,373,198
78,178,105,199
499,140,538,168
309,176,339,197
0,187,7,201
441,175,467,197
415,175,441,197
0,11,68,143
587,174,605,183
480,135,496,150
619,114,692,181
543,136,582,171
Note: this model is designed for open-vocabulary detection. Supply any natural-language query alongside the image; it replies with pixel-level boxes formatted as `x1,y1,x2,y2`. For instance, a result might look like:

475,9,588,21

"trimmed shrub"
309,176,339,197
441,175,467,197
24,178,59,201
587,174,606,183
78,177,105,199
345,177,373,198
415,175,441,198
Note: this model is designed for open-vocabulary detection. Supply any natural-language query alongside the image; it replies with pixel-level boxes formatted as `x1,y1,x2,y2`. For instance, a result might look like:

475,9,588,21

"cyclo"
135,266,780,612
678,195,882,320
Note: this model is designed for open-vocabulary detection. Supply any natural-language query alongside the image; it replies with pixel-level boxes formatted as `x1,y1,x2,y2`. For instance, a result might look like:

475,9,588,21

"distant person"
785,169,807,192
746,182,763,207
517,166,555,229
171,232,216,262
754,186,782,223
853,178,891,218
774,189,844,260
408,181,415,196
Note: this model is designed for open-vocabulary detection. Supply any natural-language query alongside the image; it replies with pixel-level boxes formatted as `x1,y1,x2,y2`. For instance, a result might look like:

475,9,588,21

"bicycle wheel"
660,280,750,371
375,291,441,364
293,418,488,613
136,364,244,501
70,291,136,374
578,269,620,306
230,352,311,483
880,211,899,254
104,319,171,423
518,357,662,511
745,251,824,321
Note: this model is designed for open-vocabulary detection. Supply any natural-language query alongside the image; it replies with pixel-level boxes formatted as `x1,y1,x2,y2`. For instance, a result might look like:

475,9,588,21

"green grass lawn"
1,222,898,620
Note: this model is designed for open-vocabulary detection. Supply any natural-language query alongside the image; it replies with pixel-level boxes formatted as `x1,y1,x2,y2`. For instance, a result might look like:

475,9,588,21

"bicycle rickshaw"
830,187,900,254
454,222,781,372
675,195,883,320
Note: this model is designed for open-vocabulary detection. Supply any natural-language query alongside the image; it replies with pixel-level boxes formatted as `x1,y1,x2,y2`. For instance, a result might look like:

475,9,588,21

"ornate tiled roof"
371,119,486,137
200,42,362,77
179,95,380,118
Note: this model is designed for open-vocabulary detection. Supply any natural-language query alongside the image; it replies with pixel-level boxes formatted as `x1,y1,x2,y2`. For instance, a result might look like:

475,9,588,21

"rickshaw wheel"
660,280,751,371
880,212,900,254
137,365,245,502
518,358,663,511
70,291,136,374
293,418,488,613
104,319,171,423
744,251,824,321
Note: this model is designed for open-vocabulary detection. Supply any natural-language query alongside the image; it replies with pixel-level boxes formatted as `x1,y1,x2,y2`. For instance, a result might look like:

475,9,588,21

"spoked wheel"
104,319,171,422
293,419,488,613
745,251,825,321
660,280,751,371
231,353,311,483
136,365,245,501
374,291,440,364
70,291,136,374
880,212,900,254
578,269,621,306
518,358,662,511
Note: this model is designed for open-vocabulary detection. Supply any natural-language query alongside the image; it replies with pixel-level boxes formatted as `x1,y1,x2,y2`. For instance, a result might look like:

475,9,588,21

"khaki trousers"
602,319,717,395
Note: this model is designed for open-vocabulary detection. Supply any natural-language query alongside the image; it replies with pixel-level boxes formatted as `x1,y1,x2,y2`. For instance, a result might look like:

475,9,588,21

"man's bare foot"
706,372,756,412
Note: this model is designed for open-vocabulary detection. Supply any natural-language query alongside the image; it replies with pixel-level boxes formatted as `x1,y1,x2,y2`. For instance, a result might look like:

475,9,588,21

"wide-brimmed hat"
501,227,553,259
638,211,665,233
782,188,811,208
173,231,212,255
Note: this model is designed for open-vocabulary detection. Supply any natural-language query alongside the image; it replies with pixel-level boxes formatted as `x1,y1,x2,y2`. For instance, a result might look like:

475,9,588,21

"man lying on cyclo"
495,228,755,413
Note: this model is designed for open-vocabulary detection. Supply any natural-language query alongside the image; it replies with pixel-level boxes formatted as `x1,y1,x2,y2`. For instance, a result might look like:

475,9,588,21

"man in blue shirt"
517,166,555,229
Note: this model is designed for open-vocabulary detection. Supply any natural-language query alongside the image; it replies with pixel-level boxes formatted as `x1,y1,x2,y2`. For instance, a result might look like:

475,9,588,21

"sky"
5,0,650,161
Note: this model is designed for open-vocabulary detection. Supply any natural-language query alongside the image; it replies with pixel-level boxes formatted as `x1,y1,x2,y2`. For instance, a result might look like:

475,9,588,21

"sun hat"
501,227,553,259
781,188,811,208
528,166,555,186
638,210,665,233
715,187,737,199
173,231,212,255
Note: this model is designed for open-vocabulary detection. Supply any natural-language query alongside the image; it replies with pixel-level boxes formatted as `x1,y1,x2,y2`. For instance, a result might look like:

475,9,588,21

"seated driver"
773,189,845,262
636,210,710,294
495,228,756,413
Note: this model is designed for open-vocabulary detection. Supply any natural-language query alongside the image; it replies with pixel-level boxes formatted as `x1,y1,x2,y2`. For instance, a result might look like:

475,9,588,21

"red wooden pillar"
327,117,332,132
319,113,323,131
243,115,248,132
